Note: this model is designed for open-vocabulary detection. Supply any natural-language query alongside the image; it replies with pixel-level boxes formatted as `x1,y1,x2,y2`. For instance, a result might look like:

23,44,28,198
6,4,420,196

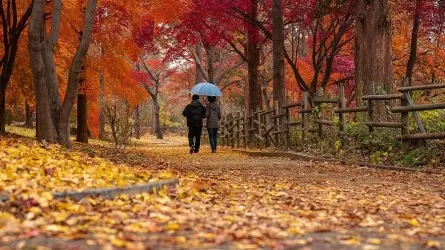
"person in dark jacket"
205,96,221,153
182,94,205,154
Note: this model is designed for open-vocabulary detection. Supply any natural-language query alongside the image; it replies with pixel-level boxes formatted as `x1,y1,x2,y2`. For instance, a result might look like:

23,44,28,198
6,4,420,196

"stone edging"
233,150,432,173
0,178,179,202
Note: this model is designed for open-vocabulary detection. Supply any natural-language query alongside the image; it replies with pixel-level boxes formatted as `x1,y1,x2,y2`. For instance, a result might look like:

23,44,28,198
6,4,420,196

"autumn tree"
0,0,32,134
355,0,394,120
28,0,98,147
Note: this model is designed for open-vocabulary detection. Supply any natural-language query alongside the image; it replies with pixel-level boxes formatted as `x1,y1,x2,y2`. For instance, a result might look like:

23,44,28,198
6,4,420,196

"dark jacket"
205,102,221,128
182,100,205,127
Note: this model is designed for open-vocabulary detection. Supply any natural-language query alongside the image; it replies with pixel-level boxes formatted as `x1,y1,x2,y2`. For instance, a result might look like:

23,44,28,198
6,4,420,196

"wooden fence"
220,80,445,148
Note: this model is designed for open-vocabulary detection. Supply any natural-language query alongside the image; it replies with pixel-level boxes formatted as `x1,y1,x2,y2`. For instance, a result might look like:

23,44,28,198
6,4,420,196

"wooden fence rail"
220,80,445,148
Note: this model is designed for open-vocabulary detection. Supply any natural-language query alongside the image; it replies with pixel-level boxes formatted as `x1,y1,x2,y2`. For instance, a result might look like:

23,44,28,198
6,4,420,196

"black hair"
192,94,199,100
207,96,217,103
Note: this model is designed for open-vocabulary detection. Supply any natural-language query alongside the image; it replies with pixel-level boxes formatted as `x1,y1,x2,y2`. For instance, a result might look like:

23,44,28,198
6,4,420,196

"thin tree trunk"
76,93,88,143
247,0,262,114
272,0,286,106
99,73,105,139
134,105,140,139
0,2,33,134
406,1,421,86
24,101,33,128
152,99,163,139
355,0,394,121
58,0,97,148
0,91,5,134
76,64,88,143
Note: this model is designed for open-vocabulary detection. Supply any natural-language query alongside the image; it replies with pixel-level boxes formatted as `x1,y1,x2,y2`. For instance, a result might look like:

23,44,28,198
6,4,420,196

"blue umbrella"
191,82,222,96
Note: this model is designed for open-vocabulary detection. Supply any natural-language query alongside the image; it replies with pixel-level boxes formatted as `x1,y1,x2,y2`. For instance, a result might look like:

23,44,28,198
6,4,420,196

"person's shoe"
194,150,199,154
189,146,194,154
211,150,216,153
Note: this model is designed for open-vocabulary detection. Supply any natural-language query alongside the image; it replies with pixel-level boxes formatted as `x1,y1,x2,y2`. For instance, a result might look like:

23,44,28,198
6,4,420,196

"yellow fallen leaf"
167,222,180,231
426,240,441,248
368,238,381,245
111,238,127,247
408,218,419,227
341,237,361,246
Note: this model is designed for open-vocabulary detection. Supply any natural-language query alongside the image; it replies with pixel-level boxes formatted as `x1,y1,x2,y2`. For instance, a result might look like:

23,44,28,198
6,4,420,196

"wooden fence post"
302,92,308,140
338,82,346,136
285,96,291,147
255,107,261,147
367,100,375,133
401,79,409,141
236,111,241,148
242,111,248,148
220,115,225,146
274,100,281,147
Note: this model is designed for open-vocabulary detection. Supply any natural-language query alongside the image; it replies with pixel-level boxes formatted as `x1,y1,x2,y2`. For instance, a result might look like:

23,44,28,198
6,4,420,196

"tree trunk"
24,101,33,128
76,93,88,143
195,41,204,83
406,1,421,86
28,0,58,143
355,0,394,121
134,105,140,139
99,73,105,139
204,44,215,83
0,90,5,134
0,3,33,134
247,0,262,114
58,0,98,148
272,0,286,106
152,99,163,139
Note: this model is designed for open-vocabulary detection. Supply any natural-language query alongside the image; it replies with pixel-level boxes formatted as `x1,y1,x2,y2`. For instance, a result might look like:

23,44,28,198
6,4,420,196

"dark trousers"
188,126,202,151
207,128,218,151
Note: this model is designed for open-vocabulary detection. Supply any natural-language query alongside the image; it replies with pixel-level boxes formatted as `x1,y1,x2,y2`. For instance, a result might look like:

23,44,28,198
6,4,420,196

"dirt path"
119,140,445,249
5,134,445,249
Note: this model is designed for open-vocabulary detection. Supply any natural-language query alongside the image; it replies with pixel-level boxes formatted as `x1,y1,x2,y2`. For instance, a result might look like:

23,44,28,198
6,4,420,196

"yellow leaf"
111,238,127,247
341,237,361,246
408,218,419,227
167,222,180,231
176,236,187,243
426,240,441,248
368,238,381,245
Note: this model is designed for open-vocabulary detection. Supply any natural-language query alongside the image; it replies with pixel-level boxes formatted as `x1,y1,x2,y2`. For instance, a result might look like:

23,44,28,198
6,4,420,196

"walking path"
2,132,445,249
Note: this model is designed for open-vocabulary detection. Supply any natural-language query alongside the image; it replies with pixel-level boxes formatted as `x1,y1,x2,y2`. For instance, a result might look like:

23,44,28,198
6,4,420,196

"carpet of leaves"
1,127,445,249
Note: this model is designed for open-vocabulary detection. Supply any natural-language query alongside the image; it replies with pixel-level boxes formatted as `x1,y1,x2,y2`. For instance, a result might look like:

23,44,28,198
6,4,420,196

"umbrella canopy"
191,82,222,96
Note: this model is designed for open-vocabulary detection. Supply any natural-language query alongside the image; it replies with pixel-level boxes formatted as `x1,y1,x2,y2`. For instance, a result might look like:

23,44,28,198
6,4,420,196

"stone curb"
0,178,179,202
233,150,433,173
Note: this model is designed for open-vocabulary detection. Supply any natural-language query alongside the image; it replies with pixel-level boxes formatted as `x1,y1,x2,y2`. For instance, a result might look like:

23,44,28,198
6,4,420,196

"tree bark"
28,0,58,143
99,73,105,139
246,0,262,113
76,94,88,143
204,43,215,83
355,0,394,121
152,99,163,139
58,0,97,148
76,63,88,143
195,41,204,83
0,2,33,134
406,1,421,86
272,0,286,106
134,105,140,139
25,101,33,128
0,91,5,134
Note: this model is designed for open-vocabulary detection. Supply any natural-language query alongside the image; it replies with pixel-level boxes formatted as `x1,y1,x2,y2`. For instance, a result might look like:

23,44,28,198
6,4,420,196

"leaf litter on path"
1,132,445,249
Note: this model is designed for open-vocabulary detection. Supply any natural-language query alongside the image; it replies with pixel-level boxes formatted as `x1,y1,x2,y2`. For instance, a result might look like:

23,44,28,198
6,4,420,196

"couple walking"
182,95,221,154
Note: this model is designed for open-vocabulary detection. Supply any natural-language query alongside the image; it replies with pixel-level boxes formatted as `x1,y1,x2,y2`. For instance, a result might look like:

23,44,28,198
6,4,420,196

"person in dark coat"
205,96,221,153
182,94,205,154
